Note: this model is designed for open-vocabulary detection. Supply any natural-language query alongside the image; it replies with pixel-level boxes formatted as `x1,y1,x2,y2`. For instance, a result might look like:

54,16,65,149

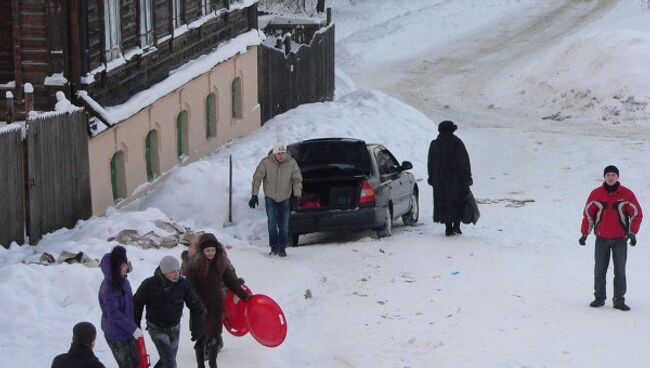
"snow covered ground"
3,0,650,367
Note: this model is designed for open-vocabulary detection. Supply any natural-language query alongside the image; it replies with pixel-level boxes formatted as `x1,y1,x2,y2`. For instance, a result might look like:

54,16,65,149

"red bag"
136,336,150,368
245,294,287,347
223,285,252,336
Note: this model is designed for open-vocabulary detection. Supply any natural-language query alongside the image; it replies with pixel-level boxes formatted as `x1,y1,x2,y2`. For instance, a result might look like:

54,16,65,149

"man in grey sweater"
250,143,302,257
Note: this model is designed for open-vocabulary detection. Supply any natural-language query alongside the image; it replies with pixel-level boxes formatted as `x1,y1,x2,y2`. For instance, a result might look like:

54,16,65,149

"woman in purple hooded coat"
98,246,141,368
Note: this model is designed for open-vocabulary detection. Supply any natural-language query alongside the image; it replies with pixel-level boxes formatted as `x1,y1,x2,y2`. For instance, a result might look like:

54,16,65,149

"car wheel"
402,192,419,225
376,206,393,238
288,233,300,247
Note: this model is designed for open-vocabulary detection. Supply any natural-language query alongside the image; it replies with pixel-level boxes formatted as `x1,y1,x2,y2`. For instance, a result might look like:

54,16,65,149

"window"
177,111,189,159
104,0,121,61
139,0,154,47
231,77,242,119
201,0,209,15
205,93,217,138
376,149,399,176
145,130,160,180
172,0,185,28
110,151,126,202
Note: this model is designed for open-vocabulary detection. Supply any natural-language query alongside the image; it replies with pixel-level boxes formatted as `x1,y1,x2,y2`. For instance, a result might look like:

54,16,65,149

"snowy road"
4,1,650,367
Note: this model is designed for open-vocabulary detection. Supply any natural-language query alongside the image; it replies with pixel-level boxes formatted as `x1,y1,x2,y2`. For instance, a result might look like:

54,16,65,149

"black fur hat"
438,120,457,134
198,233,221,250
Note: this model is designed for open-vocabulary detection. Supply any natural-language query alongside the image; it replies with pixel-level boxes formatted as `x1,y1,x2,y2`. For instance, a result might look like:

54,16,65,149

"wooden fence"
258,23,335,124
0,125,25,247
27,110,92,244
0,109,91,247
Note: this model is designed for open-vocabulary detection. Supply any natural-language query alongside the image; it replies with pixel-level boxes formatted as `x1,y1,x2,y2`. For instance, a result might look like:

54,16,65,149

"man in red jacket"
580,165,642,311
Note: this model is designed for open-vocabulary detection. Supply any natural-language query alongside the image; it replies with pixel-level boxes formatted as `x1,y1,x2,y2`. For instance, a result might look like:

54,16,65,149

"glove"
628,233,637,246
248,195,258,208
291,196,301,208
191,331,202,342
578,235,587,246
133,327,143,339
243,292,253,302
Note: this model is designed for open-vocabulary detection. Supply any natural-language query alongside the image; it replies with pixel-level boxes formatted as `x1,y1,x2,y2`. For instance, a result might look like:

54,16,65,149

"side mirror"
400,161,413,171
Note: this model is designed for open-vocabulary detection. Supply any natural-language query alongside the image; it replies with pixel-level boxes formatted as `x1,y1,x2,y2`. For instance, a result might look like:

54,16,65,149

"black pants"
594,237,628,302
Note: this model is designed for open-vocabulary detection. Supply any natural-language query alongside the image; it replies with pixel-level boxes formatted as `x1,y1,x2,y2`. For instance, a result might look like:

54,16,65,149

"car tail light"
359,180,375,204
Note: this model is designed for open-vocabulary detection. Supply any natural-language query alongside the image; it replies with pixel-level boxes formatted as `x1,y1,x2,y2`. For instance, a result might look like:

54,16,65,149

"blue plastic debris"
451,271,460,276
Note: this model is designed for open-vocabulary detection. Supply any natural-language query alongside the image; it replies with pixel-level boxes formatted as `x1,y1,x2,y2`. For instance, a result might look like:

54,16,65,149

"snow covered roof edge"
77,29,264,132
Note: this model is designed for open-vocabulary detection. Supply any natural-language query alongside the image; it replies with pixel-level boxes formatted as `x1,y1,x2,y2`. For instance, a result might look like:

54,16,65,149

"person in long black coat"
427,120,473,236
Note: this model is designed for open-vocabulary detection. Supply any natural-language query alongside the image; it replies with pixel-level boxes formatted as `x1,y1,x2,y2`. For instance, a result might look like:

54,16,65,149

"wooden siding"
0,0,15,83
27,110,92,244
86,4,257,106
0,127,25,248
259,24,335,124
19,1,50,84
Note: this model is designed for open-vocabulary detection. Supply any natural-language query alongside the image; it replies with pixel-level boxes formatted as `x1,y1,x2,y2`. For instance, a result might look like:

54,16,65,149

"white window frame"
201,0,209,16
139,0,154,47
104,0,121,61
172,0,184,28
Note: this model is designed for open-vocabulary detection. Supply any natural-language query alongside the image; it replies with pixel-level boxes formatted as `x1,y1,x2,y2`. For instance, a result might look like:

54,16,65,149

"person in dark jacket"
580,165,643,311
185,233,252,368
134,256,205,368
51,322,105,368
427,120,473,236
98,246,141,368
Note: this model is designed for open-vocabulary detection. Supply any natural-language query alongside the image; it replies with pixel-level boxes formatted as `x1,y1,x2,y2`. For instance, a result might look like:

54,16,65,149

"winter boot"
589,299,605,308
208,344,218,368
613,302,631,311
452,222,462,235
278,248,287,257
195,346,206,368
445,223,454,236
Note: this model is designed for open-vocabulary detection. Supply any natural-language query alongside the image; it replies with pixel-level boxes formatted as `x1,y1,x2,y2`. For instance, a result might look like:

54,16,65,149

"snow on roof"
78,29,264,133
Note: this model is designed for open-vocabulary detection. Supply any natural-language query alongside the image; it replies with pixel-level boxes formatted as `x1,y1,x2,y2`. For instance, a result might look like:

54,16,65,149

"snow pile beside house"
499,30,650,124
134,88,434,241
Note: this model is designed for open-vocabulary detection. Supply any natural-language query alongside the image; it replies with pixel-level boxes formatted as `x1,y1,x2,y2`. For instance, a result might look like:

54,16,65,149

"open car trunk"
288,139,371,211
299,176,365,210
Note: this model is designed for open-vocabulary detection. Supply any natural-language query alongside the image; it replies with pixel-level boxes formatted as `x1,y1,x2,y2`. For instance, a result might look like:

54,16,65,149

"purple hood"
98,253,136,340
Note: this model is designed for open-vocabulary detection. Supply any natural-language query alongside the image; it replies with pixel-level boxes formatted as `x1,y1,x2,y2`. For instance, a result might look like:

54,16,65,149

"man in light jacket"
250,143,302,257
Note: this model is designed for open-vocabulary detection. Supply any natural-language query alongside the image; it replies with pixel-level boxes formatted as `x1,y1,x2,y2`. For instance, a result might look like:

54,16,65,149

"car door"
379,147,412,216
374,147,406,216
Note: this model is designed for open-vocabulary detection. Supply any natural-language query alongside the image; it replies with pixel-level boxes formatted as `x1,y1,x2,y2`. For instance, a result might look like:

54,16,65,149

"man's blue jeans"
147,321,180,368
265,197,290,252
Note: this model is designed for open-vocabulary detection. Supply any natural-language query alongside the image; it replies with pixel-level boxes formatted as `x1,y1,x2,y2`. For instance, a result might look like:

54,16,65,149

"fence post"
228,154,233,224
326,7,332,26
24,83,34,113
5,91,15,123
284,33,292,56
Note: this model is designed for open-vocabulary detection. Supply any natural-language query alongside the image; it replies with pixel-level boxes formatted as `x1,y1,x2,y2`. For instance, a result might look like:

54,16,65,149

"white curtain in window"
173,0,184,28
104,0,121,60
139,0,154,46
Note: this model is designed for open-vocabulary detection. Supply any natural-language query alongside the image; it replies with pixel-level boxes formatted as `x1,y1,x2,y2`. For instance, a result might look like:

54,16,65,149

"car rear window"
288,140,371,175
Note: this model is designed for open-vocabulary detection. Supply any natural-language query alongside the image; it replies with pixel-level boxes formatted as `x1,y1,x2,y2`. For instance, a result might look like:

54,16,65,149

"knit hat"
159,256,180,274
272,143,287,154
198,233,221,250
438,120,457,134
72,322,96,346
603,165,619,176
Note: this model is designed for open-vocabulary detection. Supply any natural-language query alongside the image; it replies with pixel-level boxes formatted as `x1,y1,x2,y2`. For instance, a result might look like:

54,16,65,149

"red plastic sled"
223,285,252,336
136,336,150,368
245,294,287,347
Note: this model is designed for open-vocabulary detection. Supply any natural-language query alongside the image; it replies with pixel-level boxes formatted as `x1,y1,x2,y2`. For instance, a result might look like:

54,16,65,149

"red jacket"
581,183,642,239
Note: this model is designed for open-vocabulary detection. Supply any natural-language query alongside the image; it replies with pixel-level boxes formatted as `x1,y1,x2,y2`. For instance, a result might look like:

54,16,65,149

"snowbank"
498,30,650,124
133,89,434,243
